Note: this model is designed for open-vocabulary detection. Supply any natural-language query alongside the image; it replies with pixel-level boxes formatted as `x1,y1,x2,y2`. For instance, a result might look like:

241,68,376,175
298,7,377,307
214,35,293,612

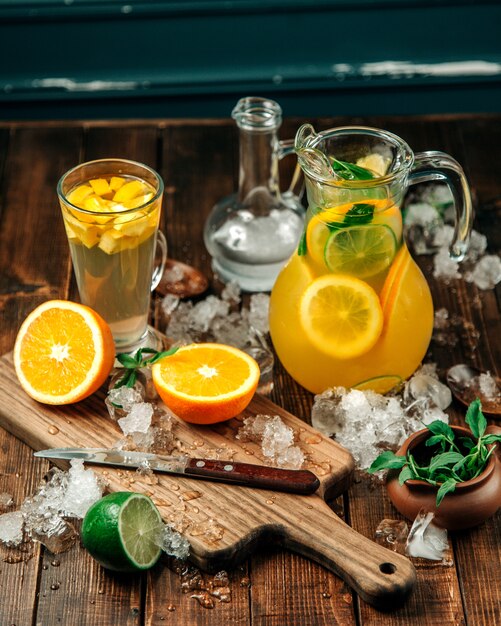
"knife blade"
34,448,320,495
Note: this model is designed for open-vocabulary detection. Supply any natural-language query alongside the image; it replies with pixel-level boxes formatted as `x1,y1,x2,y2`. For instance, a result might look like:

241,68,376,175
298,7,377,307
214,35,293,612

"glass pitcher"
204,97,304,292
269,124,472,394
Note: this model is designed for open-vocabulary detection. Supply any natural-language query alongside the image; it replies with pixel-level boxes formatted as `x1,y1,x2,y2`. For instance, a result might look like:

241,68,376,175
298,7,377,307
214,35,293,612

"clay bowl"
386,425,501,530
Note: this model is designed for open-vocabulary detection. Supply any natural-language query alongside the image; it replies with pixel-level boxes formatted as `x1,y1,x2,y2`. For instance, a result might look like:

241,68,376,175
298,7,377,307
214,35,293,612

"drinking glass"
57,158,167,352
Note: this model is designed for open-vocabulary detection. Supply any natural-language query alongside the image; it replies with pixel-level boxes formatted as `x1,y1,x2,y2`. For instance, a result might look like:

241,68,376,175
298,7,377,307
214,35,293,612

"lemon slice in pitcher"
299,274,383,359
324,223,397,279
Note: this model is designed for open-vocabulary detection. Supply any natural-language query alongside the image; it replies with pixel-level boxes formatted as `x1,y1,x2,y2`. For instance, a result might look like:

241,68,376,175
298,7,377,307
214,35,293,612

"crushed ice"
155,523,190,560
236,414,304,469
404,183,500,289
0,460,103,553
311,364,451,470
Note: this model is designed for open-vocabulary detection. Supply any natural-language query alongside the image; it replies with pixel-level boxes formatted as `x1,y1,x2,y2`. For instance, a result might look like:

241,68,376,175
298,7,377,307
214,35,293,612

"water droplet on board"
48,425,60,435
51,559,60,567
50,583,60,591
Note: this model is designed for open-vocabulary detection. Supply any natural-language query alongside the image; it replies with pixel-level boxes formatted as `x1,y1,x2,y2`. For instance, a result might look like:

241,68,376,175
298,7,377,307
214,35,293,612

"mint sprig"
331,159,375,181
368,398,501,507
114,346,179,389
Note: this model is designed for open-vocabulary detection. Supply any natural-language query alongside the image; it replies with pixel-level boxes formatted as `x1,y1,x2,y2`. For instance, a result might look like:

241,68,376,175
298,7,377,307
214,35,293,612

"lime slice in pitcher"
324,224,397,279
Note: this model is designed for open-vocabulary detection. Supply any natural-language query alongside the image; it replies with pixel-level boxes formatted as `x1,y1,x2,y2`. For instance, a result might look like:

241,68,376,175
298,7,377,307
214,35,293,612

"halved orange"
299,274,383,359
14,300,115,405
152,343,260,424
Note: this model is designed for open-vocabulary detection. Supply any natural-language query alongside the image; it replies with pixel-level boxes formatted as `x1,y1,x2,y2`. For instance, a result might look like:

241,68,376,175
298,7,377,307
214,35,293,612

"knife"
34,448,320,495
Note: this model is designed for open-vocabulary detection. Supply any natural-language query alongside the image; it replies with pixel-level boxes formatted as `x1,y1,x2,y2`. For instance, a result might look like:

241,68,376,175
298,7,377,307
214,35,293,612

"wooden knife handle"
185,458,320,494
283,499,416,610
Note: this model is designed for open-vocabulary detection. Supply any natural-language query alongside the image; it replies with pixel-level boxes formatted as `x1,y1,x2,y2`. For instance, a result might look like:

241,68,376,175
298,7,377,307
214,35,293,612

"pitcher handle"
151,230,167,291
278,139,304,202
408,151,473,261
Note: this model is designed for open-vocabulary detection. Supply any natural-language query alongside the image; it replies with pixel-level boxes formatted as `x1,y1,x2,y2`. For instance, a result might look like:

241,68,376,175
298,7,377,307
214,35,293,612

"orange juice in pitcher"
269,125,472,394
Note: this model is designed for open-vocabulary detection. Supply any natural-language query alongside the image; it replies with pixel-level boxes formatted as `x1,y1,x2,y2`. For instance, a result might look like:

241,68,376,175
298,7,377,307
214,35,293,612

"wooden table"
0,115,499,626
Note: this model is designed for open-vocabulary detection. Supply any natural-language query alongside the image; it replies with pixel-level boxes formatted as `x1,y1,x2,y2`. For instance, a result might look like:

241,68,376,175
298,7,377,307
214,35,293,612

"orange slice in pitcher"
152,343,260,424
14,300,115,405
299,274,383,359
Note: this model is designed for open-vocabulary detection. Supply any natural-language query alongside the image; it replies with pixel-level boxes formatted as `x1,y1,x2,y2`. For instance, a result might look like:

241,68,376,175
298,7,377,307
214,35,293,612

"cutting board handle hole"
379,562,397,575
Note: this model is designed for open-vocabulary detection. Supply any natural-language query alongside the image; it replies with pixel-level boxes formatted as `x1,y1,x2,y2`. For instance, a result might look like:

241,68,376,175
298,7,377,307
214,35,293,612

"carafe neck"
237,127,280,201
232,97,282,203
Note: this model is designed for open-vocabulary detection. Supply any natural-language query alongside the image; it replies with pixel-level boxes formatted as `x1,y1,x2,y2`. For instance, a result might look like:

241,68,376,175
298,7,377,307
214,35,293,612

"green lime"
81,492,163,572
324,223,397,279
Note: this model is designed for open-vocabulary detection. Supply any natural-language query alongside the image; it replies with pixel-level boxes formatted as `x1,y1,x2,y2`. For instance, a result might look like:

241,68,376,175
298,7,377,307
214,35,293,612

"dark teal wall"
1,0,501,119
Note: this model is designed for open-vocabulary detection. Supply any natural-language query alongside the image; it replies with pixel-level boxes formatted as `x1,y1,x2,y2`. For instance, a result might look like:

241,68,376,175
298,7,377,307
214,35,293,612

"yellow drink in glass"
58,160,165,351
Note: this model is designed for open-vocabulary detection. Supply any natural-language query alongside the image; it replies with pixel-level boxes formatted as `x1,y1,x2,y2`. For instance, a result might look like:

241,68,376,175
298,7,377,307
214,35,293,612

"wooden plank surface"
0,115,499,625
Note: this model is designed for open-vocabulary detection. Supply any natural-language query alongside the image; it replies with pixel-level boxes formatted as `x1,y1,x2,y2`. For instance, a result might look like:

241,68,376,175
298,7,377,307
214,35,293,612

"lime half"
324,224,397,279
81,492,163,572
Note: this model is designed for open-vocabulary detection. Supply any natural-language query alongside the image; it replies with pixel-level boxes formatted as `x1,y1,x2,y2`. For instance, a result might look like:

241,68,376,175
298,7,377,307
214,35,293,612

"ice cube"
433,308,449,330
478,372,500,401
433,247,461,281
237,414,304,469
62,459,103,518
464,254,501,290
432,224,455,249
221,281,241,304
155,523,190,560
276,445,305,470
405,510,448,561
31,518,78,554
0,511,24,546
404,372,452,411
161,293,181,316
421,184,454,210
374,519,409,554
466,229,488,262
404,202,441,228
118,402,154,435
107,385,144,415
0,492,14,511
248,293,270,334
189,296,230,333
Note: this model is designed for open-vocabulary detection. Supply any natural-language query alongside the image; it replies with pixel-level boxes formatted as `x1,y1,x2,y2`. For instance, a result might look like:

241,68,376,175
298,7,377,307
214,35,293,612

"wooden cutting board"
0,352,416,609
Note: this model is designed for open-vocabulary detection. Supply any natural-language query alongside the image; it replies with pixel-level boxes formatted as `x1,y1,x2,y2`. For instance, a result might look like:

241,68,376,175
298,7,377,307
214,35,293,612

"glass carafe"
269,124,473,394
203,97,304,292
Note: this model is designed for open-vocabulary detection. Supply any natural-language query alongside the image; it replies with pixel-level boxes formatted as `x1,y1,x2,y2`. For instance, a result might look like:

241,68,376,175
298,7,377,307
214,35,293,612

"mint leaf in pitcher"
331,159,375,181
343,203,374,226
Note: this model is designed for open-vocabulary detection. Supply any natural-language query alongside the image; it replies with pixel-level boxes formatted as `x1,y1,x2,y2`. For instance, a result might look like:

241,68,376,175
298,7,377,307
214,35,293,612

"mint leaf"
146,346,179,365
426,420,455,440
398,465,416,485
429,451,465,475
367,450,407,473
459,436,475,450
436,479,457,506
466,398,486,438
116,353,140,369
343,203,374,226
425,434,446,448
331,159,374,181
483,434,501,445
